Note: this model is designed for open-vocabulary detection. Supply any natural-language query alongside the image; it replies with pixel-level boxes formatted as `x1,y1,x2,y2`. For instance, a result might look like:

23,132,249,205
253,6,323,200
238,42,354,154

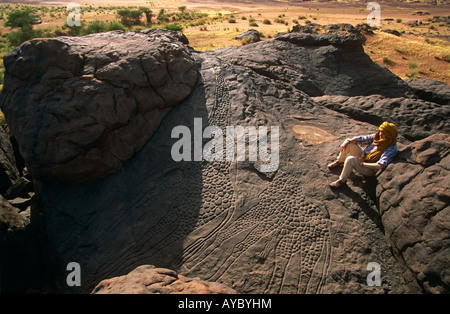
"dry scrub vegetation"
0,1,448,94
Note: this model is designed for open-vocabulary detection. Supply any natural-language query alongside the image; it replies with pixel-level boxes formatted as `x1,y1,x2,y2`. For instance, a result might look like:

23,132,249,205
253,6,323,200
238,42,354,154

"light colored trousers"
337,143,377,181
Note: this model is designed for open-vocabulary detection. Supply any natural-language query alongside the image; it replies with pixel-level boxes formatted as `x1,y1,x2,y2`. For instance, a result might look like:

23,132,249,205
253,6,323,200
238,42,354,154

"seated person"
328,122,398,188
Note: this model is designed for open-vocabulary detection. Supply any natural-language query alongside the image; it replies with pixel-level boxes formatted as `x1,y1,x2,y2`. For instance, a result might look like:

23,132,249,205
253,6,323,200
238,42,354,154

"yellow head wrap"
364,122,398,163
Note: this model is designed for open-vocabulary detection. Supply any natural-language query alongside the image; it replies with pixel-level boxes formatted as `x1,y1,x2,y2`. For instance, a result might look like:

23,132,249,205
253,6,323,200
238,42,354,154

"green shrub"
442,52,450,62
5,8,35,29
139,7,153,26
7,24,42,47
107,21,126,31
240,37,252,45
394,45,406,54
263,18,271,25
157,8,169,23
408,60,419,69
187,19,206,27
117,9,143,27
83,20,107,35
163,23,183,32
406,69,419,78
4,8,42,46
66,23,84,36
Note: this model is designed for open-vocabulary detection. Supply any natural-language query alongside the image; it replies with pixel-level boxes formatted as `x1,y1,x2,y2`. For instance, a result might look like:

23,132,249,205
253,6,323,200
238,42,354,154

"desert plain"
0,0,449,85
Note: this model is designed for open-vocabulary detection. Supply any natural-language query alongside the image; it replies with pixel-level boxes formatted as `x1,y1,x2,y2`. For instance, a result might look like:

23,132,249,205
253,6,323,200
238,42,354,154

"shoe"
329,179,347,188
327,160,344,170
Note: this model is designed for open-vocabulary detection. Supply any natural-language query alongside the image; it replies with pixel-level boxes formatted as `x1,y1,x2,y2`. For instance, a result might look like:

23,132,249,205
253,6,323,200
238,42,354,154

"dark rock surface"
0,29,198,183
1,194,54,293
235,29,261,43
377,134,450,294
1,27,448,294
0,127,19,196
382,29,402,36
405,78,450,106
313,94,450,141
0,194,28,240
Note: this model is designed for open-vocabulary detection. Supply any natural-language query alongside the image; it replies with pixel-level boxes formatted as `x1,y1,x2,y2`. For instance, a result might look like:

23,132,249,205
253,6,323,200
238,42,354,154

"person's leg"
330,145,376,188
339,156,377,181
329,142,364,170
337,142,363,163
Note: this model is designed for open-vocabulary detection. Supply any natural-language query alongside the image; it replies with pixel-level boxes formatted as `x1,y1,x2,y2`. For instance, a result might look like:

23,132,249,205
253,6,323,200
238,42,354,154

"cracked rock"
0,30,198,183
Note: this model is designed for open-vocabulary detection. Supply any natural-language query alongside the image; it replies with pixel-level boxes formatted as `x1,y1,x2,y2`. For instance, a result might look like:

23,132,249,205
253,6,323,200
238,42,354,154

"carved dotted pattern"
176,67,332,293
125,67,236,260
127,64,331,293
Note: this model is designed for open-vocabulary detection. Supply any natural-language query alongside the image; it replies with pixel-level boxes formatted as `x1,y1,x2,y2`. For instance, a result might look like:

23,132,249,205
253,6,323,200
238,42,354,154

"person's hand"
340,139,350,151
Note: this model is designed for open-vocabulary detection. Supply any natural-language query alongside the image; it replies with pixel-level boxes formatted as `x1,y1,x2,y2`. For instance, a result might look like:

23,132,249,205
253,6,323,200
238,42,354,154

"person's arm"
357,146,398,171
360,160,384,171
354,134,376,146
341,134,374,150
376,146,398,168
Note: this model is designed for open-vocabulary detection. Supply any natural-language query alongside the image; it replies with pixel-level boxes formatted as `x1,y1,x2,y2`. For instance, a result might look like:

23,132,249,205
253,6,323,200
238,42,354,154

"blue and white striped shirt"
354,133,398,168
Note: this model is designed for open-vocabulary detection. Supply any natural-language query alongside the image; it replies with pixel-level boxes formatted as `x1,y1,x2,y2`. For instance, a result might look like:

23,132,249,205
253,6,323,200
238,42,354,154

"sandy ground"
12,0,450,13
2,0,449,83
8,0,450,26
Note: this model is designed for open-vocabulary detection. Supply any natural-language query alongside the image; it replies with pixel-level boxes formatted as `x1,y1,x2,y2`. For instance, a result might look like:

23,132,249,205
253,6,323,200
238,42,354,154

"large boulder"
223,31,411,98
92,264,236,294
0,29,198,183
405,78,450,106
377,134,450,293
235,29,260,44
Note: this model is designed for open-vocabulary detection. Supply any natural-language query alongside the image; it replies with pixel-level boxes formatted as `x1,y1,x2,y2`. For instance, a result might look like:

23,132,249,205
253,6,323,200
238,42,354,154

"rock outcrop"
0,29,198,183
313,94,450,141
377,134,450,294
0,127,19,196
405,78,450,106
0,194,28,240
235,29,260,44
92,264,236,294
1,26,448,294
1,126,48,293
